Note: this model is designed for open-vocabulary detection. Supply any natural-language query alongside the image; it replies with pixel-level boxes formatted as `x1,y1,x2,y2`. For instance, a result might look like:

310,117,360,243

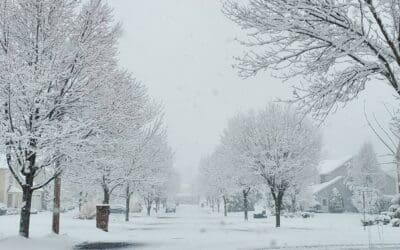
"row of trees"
223,0,400,193
0,0,177,237
198,104,321,227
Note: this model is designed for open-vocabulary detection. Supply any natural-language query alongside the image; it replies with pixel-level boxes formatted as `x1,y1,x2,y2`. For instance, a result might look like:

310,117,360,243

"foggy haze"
108,0,397,186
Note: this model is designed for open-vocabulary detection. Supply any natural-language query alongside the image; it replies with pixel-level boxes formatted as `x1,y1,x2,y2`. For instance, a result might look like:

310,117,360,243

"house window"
322,199,327,206
7,194,13,207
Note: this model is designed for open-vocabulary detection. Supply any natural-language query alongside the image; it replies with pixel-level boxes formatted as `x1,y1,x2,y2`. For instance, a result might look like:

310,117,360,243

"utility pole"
52,174,61,234
362,191,366,231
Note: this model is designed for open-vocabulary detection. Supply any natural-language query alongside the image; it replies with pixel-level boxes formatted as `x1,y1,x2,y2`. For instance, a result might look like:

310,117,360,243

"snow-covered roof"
312,176,343,194
317,157,352,175
7,185,22,193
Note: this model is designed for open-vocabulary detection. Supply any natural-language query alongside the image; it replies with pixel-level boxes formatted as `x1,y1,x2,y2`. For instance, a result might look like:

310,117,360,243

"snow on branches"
199,103,321,226
0,0,177,236
0,0,121,237
223,0,400,119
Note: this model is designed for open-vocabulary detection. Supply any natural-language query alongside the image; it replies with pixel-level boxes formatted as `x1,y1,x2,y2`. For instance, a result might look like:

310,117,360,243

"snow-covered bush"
78,202,96,220
376,195,393,213
387,194,400,219
361,216,375,227
392,208,400,219
392,218,400,227
374,215,391,225
390,194,400,205
388,205,400,213
381,211,395,219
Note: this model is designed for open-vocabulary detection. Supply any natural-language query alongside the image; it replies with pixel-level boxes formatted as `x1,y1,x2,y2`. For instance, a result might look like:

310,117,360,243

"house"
0,158,43,211
311,157,397,213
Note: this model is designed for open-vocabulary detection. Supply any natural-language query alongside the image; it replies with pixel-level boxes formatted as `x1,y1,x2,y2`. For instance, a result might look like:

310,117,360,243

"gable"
317,157,352,175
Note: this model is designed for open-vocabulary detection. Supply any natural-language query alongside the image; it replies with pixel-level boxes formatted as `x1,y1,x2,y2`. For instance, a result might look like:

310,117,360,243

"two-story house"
311,157,396,213
0,158,43,211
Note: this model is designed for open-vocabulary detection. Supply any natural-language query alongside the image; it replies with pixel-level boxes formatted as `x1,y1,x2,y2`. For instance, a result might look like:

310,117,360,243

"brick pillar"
96,205,109,232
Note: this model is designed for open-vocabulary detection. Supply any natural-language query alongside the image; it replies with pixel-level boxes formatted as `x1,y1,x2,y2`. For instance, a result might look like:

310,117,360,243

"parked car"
301,212,314,218
165,206,176,213
67,205,75,211
30,208,38,214
110,204,125,214
6,208,19,215
306,205,323,213
0,203,7,216
253,210,267,219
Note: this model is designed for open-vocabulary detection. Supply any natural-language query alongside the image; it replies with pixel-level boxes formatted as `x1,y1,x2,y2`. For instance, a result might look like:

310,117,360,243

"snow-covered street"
1,205,400,249
2,1,400,249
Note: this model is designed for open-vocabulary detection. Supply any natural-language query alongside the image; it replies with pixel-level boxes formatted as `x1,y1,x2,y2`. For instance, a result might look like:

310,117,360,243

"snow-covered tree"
224,151,259,220
198,156,220,212
137,132,175,216
348,143,383,190
220,104,321,227
119,101,165,221
351,186,380,214
223,0,400,120
198,148,238,217
0,0,119,237
348,143,386,213
67,69,157,222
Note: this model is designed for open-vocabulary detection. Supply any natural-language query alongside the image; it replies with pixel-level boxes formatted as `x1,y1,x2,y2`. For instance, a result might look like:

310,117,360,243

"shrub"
78,201,96,220
392,218,400,227
374,215,391,225
361,216,375,227
393,208,400,219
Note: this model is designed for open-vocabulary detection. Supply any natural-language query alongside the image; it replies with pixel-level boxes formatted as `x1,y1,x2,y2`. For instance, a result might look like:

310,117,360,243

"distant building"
0,158,43,211
311,157,397,213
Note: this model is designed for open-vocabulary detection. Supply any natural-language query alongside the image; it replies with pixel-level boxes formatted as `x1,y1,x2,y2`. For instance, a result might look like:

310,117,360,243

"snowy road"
1,205,400,249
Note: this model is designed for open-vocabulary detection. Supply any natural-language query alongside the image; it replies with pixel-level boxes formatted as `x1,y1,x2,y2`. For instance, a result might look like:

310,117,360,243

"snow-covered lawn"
0,205,399,249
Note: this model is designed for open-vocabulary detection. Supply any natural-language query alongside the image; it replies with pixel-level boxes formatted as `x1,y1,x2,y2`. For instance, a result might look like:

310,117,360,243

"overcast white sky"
108,0,398,185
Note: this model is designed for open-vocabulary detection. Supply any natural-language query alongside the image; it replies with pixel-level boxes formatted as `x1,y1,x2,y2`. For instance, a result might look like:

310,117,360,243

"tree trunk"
275,200,281,227
78,191,83,213
125,185,130,222
103,187,110,204
217,199,220,213
396,142,400,193
243,189,249,221
146,196,152,216
19,185,33,238
52,176,61,234
155,198,160,213
147,205,151,216
223,195,227,217
274,191,284,228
